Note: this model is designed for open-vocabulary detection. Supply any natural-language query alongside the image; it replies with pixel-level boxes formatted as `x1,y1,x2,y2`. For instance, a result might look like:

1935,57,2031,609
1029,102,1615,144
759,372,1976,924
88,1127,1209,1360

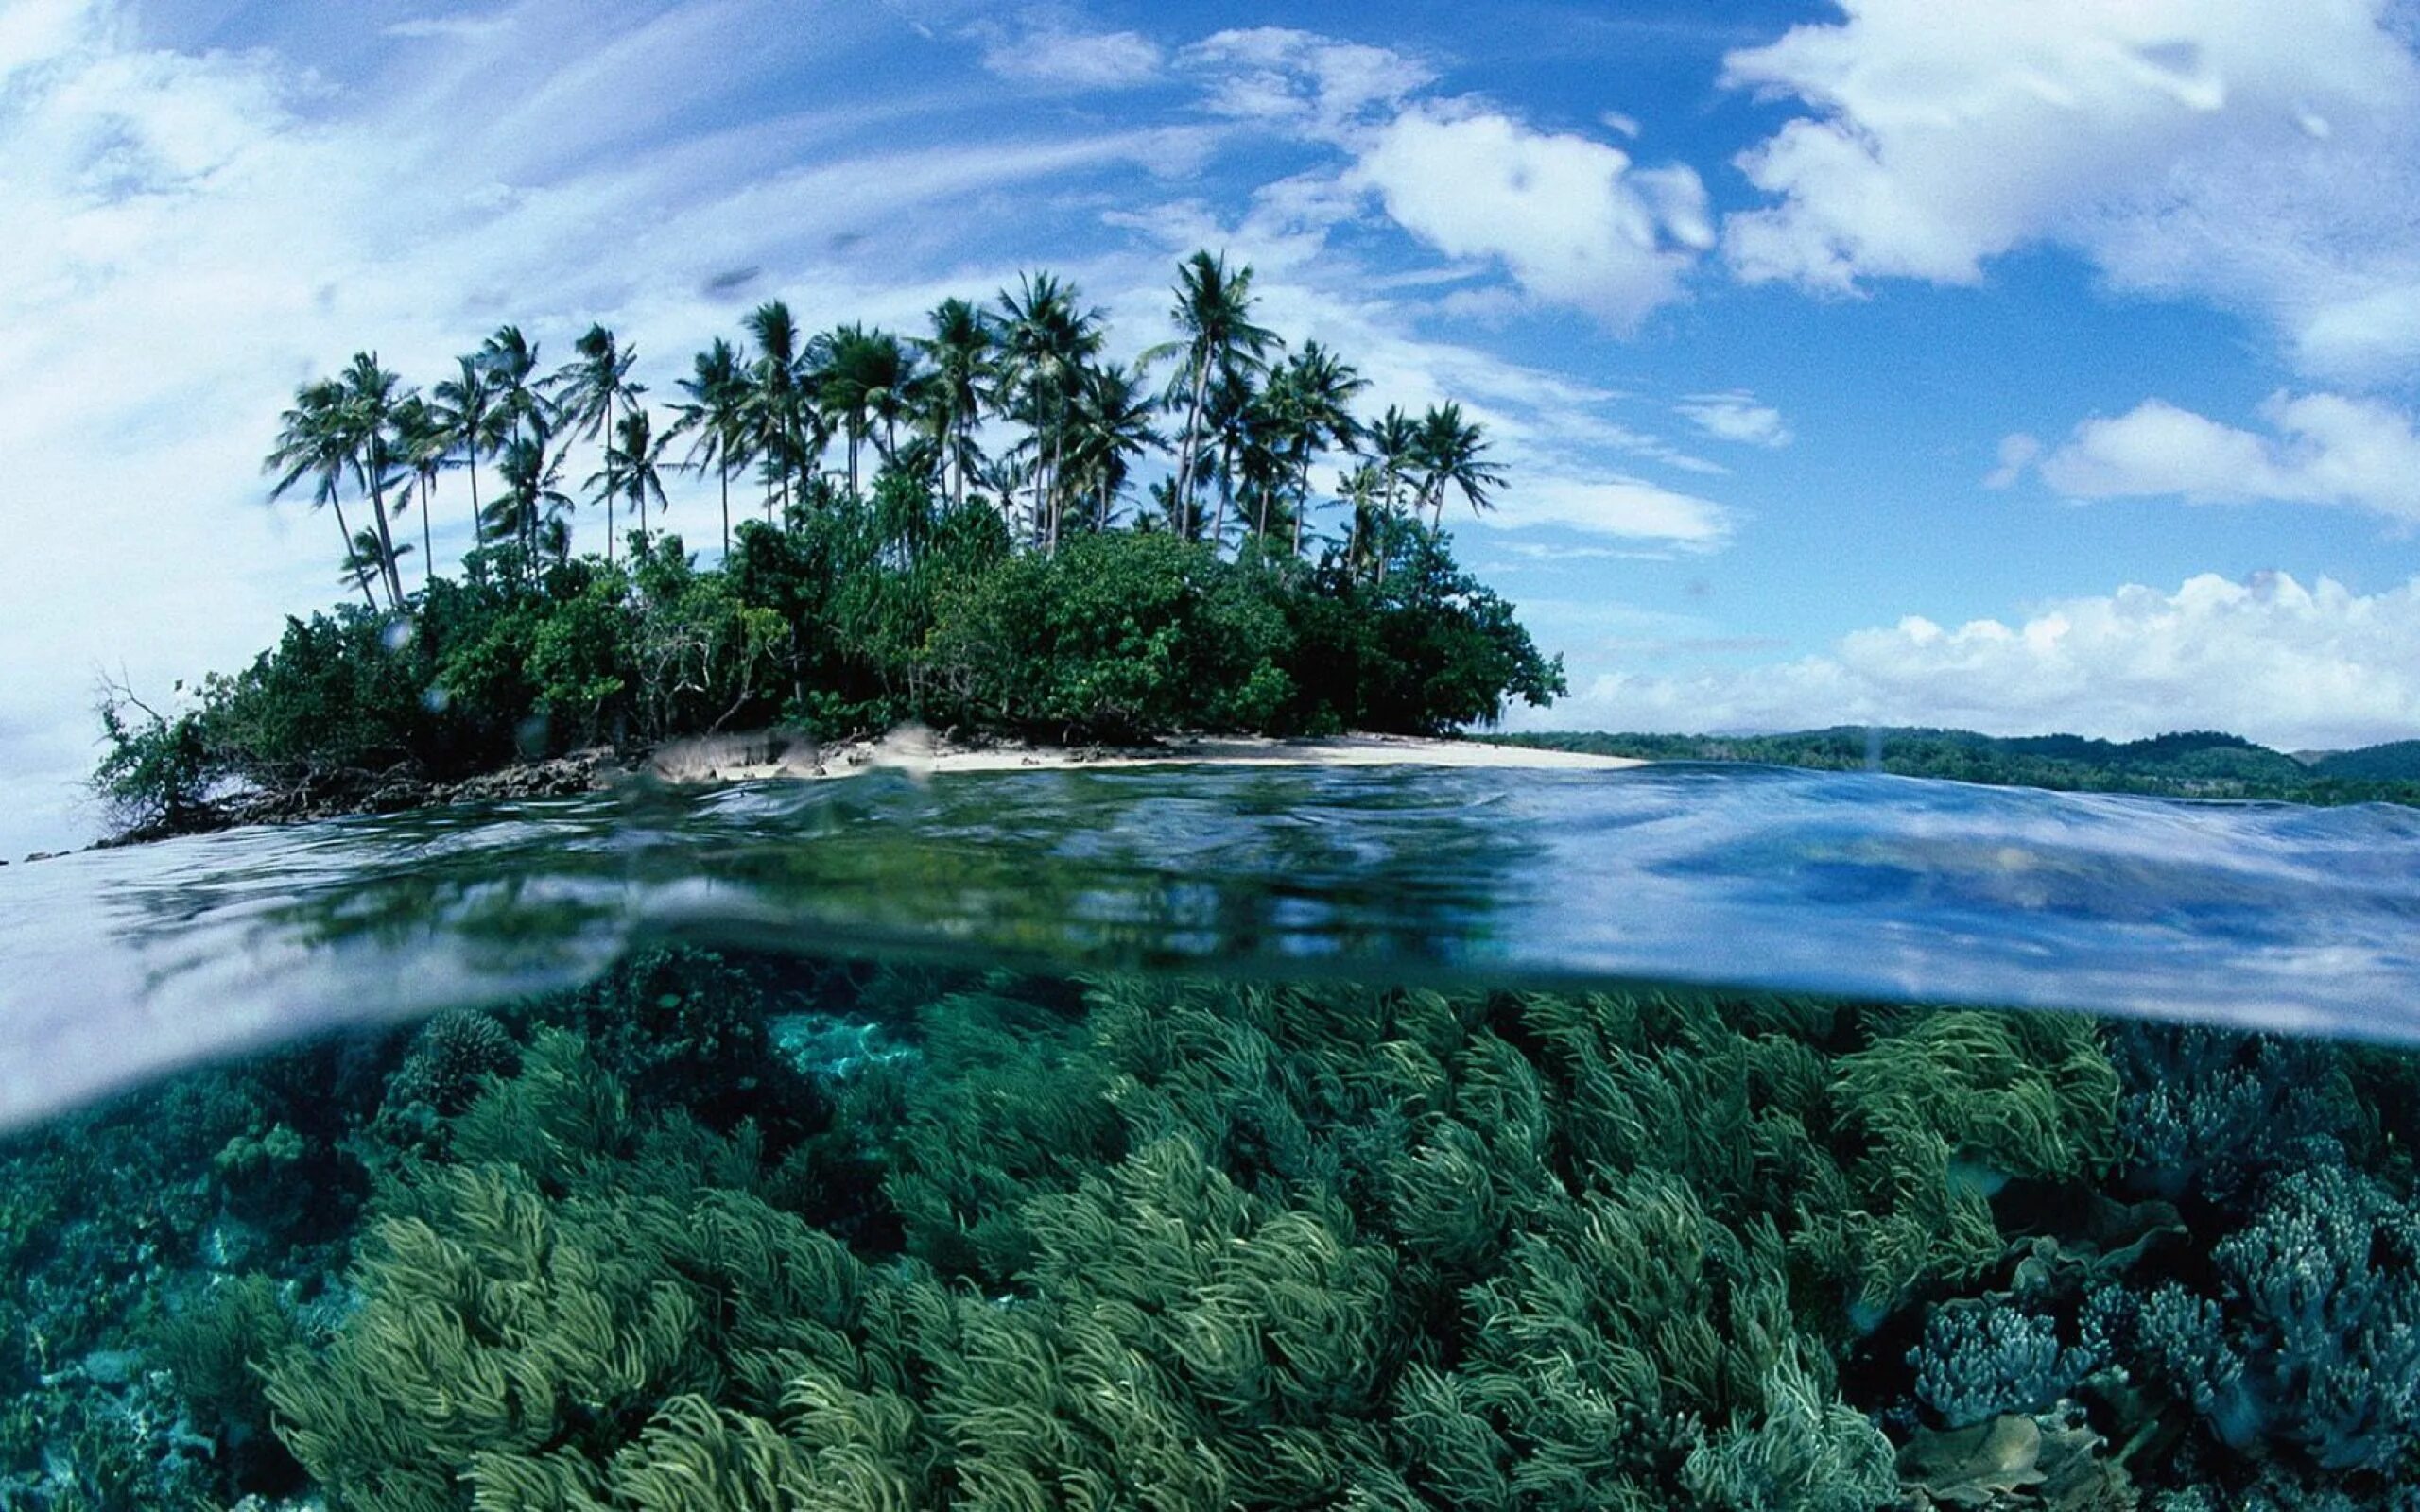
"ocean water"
3,762,2419,1508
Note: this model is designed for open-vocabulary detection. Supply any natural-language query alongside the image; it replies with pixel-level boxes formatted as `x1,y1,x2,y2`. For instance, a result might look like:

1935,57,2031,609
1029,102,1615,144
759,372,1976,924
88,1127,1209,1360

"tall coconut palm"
814,324,919,495
670,337,752,558
588,406,674,555
490,420,572,568
1150,250,1280,541
267,378,380,611
433,354,506,551
1366,405,1421,583
336,352,409,609
1276,343,1366,556
1338,461,1388,581
547,324,645,562
390,393,450,591
1199,368,1260,548
478,325,545,445
742,301,811,518
1064,361,1163,532
1414,402,1506,529
994,271,1103,554
916,297,993,508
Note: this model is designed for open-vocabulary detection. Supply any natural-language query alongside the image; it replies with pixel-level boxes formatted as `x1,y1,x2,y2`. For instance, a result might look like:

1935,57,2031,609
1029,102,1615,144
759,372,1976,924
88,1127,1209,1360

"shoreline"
59,729,1646,857
644,727,1651,783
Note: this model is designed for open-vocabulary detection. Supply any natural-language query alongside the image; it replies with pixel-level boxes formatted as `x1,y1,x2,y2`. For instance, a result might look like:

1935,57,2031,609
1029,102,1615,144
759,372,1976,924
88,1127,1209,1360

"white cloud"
1676,390,1791,448
1983,432,2041,489
2014,392,2420,522
1720,0,2420,379
383,12,515,41
1175,28,1713,328
1351,103,1711,328
981,24,1163,91
1495,477,1735,549
1181,26,1434,138
1518,571,2420,751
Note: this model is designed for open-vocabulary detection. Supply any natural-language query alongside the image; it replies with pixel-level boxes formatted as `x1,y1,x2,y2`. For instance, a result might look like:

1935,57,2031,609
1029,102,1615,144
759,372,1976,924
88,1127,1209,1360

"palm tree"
490,420,572,568
547,324,644,562
390,393,450,591
815,325,919,495
1338,462,1389,581
1150,250,1280,541
1064,362,1163,531
1414,402,1507,529
1277,342,1366,556
433,354,506,552
589,406,674,553
342,526,411,595
994,271,1104,553
670,337,752,558
478,325,546,445
1200,368,1260,548
916,297,993,508
1367,405,1421,583
267,377,380,611
336,352,409,609
742,301,812,519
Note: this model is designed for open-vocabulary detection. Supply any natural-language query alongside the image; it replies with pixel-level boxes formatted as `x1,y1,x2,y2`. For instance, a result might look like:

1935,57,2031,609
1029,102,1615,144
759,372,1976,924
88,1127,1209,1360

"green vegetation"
10,949,2420,1508
1504,726,2420,807
96,250,1565,836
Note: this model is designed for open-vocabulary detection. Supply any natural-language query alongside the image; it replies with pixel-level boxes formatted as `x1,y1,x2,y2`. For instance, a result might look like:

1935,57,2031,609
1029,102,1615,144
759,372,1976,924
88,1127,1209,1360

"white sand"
646,727,1646,784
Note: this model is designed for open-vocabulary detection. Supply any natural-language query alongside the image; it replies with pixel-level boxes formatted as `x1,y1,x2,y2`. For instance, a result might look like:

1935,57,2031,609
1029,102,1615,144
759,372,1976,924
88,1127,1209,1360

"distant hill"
2312,740,2420,782
1498,726,2420,808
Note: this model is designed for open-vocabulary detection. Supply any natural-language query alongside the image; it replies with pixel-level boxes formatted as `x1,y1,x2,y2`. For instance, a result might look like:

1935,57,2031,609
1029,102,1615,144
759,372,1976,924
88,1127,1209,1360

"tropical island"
92,251,1567,840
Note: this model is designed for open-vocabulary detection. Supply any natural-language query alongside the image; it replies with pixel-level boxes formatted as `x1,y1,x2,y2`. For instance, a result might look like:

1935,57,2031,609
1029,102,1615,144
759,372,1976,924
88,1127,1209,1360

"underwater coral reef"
4,949,2417,1509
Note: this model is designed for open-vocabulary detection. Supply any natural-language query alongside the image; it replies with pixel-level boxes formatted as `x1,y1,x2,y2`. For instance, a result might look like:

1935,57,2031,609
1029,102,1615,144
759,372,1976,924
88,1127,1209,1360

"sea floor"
2,948,2413,1510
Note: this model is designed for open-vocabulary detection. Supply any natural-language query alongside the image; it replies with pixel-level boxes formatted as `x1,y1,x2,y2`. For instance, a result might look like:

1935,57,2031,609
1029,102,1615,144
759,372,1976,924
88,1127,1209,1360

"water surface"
3,761,2414,1127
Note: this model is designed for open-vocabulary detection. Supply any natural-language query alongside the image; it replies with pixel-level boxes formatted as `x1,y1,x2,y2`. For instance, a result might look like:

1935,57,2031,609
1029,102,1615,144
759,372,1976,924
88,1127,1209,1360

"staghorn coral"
1909,1299,2096,1430
2112,1025,2359,1208
2127,1164,2420,1478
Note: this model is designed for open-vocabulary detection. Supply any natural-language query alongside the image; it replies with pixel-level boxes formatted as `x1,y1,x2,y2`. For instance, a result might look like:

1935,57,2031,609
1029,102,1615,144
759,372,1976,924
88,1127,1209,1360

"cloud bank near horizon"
1520,570,2420,753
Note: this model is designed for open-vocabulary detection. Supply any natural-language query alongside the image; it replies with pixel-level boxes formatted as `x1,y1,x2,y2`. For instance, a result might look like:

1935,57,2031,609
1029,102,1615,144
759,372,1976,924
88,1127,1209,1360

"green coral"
230,970,2139,1510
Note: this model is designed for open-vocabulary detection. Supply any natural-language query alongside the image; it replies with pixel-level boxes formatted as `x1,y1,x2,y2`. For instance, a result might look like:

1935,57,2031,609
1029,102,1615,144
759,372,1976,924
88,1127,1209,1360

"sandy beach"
646,727,1649,784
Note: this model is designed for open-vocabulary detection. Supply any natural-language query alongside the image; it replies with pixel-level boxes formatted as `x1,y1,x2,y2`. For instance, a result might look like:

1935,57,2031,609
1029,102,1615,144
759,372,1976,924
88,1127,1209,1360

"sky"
6,0,2420,855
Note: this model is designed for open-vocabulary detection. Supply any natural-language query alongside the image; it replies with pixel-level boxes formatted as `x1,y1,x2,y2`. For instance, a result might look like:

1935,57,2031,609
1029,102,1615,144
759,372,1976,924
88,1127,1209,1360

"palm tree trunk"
422,475,435,590
467,444,483,550
1175,358,1207,540
368,469,405,609
1293,457,1308,558
720,463,731,557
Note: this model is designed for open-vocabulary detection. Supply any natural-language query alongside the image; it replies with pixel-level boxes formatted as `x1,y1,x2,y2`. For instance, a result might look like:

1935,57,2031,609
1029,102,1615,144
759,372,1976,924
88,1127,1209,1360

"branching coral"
2128,1165,2420,1477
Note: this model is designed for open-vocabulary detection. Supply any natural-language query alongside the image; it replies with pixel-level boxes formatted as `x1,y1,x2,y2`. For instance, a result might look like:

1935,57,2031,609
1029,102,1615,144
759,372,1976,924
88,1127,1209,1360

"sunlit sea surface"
2,761,2417,1127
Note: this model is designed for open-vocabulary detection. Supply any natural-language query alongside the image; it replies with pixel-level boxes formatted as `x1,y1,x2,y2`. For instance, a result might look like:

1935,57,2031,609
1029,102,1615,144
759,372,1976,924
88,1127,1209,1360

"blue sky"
6,0,2420,854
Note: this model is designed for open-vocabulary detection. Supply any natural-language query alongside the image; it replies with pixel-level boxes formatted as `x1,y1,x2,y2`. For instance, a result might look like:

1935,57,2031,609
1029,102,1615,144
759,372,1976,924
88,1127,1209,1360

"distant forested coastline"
94,251,1566,839
1503,727,2420,807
